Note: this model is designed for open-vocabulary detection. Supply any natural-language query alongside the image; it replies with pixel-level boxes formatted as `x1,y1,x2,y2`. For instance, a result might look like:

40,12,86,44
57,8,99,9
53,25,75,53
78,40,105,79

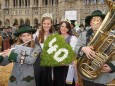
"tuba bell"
77,0,115,80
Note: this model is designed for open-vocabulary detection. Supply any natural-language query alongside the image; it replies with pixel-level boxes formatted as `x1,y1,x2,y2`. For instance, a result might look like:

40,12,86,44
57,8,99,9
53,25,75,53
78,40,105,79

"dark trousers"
34,56,53,86
82,79,106,86
53,66,75,86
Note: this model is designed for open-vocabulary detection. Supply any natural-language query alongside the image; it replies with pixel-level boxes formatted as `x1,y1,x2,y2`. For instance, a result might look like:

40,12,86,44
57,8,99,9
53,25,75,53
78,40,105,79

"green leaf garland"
40,34,76,66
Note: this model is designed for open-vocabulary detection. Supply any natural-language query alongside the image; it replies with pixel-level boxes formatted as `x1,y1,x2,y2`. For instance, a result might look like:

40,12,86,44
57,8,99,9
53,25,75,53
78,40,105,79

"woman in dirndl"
53,18,78,86
33,13,54,86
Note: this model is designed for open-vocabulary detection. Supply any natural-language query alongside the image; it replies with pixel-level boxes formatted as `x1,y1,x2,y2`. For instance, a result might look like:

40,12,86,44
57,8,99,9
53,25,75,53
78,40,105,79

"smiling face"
60,22,69,35
90,16,103,31
38,17,53,43
42,18,52,32
59,21,71,35
19,33,32,43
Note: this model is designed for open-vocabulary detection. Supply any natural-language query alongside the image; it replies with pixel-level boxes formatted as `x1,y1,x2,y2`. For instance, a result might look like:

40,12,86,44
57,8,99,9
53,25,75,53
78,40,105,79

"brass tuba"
77,0,115,80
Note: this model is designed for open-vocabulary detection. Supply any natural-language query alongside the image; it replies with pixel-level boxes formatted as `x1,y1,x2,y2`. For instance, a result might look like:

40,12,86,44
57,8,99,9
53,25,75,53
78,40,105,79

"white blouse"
69,36,78,50
39,36,47,49
33,31,78,50
33,30,39,41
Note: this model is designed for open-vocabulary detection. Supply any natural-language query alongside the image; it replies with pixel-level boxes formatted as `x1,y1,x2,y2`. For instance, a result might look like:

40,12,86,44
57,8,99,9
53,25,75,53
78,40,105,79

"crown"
42,13,53,19
61,18,71,24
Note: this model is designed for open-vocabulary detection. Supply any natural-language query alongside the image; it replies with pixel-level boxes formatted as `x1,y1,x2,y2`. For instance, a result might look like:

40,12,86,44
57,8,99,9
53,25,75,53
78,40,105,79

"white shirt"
33,29,39,41
69,36,78,50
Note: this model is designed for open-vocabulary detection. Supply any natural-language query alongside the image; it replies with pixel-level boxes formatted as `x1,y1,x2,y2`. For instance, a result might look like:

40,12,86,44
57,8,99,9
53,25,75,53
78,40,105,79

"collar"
87,28,94,37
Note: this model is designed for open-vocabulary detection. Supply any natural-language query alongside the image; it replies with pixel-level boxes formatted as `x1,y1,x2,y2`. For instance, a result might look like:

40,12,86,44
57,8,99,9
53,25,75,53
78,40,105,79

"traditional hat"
14,25,36,37
85,10,105,25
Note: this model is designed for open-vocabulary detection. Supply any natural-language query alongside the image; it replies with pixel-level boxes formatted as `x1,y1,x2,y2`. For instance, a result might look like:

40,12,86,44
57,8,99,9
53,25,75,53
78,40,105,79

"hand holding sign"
41,34,76,66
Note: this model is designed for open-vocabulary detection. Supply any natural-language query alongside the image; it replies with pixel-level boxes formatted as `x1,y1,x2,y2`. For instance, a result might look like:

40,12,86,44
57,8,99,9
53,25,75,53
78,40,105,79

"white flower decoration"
47,37,58,54
42,13,53,19
54,48,68,62
61,18,71,24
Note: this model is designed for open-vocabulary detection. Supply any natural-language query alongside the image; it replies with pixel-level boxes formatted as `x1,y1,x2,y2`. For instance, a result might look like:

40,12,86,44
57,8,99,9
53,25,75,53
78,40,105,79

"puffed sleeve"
69,36,78,50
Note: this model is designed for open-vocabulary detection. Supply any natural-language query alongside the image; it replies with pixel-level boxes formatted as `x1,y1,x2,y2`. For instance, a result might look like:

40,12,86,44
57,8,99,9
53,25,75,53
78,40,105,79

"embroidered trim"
20,50,29,65
8,52,17,62
33,52,39,58
9,75,16,82
22,76,34,82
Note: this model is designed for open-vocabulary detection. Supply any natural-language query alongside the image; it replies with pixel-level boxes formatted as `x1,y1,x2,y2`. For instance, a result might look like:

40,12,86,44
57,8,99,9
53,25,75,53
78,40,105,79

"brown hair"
16,33,35,48
38,17,54,43
59,21,72,35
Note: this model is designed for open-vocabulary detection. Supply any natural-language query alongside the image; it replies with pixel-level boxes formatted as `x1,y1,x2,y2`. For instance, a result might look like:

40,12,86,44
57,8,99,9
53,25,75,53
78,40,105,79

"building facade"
0,0,107,27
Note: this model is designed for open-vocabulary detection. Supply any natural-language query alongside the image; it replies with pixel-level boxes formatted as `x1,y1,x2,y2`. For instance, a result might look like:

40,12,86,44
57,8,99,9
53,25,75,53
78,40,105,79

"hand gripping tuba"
77,0,115,80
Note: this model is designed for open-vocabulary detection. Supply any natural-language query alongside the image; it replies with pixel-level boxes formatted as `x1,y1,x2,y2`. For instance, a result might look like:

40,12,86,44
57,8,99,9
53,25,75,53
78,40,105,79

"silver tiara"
61,18,71,24
42,13,53,19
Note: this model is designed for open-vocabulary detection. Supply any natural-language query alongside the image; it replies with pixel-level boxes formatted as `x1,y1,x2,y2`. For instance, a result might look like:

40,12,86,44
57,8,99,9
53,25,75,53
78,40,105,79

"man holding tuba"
75,10,115,86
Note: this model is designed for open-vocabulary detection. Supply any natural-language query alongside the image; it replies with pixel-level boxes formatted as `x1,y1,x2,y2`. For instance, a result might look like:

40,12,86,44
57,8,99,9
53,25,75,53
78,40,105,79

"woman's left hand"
101,64,112,73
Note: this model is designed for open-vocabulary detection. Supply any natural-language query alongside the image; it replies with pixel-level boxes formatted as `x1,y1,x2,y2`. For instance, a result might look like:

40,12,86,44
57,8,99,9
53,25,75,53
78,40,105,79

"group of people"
0,9,114,86
0,23,18,51
0,26,12,51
